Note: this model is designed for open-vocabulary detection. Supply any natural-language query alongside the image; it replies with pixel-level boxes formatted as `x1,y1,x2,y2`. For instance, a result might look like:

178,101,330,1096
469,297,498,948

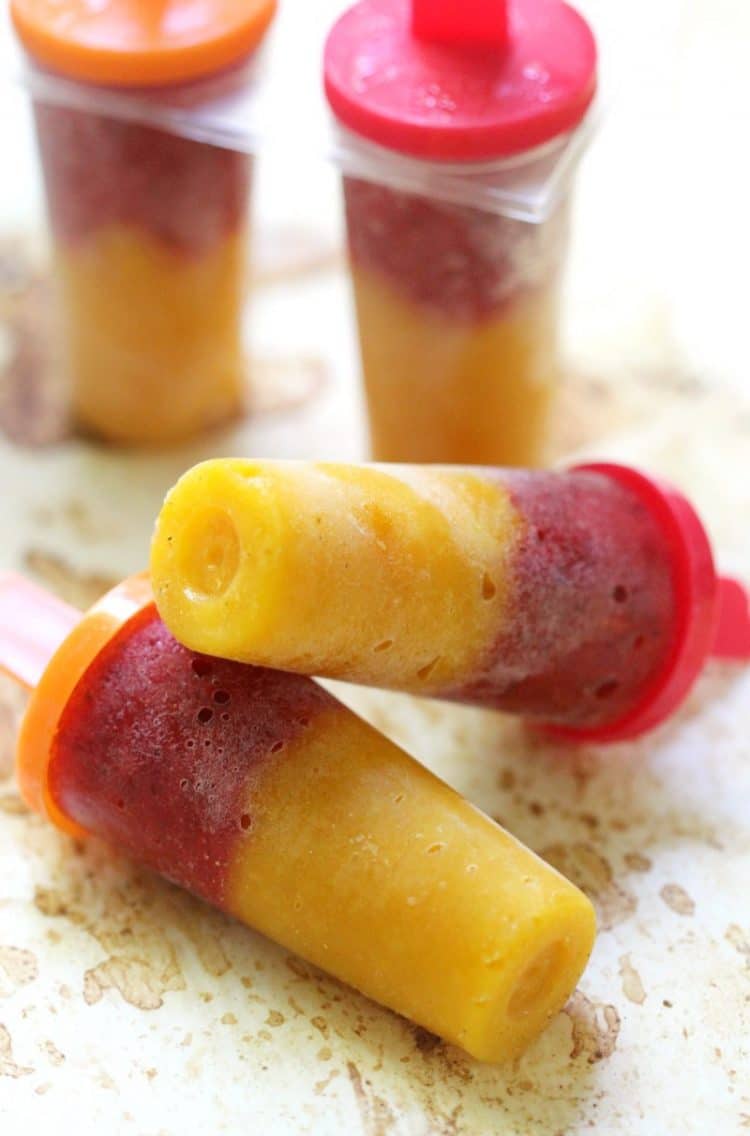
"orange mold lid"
11,0,277,87
3,573,154,838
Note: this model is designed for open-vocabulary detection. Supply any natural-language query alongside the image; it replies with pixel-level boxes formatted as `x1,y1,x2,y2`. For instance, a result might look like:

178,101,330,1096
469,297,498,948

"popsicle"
0,573,596,1063
12,0,276,444
151,459,750,743
324,0,596,465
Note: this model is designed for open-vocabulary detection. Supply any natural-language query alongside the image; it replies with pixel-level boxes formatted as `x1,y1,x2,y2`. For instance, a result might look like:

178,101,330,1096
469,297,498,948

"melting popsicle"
151,459,750,743
0,573,595,1063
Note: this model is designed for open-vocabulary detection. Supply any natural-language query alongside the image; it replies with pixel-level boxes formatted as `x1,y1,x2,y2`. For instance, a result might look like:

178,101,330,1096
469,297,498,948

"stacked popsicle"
150,458,749,742
12,0,276,443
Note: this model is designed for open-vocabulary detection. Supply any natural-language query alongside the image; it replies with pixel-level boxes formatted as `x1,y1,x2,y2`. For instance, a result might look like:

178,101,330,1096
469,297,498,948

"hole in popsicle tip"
197,707,214,724
239,813,252,831
192,657,212,678
213,690,230,704
373,639,394,653
180,508,241,601
270,740,284,754
595,679,619,700
481,573,497,601
506,941,566,1020
613,585,628,603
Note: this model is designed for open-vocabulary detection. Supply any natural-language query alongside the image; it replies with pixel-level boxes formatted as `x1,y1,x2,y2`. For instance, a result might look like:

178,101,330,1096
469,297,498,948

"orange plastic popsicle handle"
10,573,154,838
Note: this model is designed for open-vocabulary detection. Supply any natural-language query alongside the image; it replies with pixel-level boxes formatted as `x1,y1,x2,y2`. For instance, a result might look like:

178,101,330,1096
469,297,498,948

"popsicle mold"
13,0,275,444
325,0,596,465
151,459,750,741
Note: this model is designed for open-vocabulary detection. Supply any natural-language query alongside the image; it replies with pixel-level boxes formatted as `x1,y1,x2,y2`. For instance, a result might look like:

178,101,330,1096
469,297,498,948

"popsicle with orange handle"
12,0,277,444
150,459,750,743
0,572,595,1063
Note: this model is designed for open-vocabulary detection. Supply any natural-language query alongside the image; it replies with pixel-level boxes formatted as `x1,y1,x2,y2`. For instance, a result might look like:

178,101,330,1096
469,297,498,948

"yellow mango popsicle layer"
350,264,558,467
56,227,247,444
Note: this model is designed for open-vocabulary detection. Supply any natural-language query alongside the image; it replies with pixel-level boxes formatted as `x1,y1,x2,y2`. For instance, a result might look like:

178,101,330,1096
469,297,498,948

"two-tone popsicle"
0,573,595,1063
151,459,750,742
12,0,276,444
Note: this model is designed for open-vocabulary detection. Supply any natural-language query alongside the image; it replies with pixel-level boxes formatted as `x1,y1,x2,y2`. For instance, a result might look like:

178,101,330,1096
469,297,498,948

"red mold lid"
323,0,597,161
11,0,277,87
546,463,750,745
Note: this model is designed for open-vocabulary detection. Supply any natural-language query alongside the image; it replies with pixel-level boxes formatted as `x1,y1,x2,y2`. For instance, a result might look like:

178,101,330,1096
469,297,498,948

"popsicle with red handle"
150,460,750,743
325,0,596,466
0,572,595,1063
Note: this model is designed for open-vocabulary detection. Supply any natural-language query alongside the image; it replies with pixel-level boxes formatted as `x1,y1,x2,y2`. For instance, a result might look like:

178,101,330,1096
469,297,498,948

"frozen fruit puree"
12,0,276,444
324,0,597,465
1,574,596,1064
34,107,250,444
151,459,728,740
344,177,569,464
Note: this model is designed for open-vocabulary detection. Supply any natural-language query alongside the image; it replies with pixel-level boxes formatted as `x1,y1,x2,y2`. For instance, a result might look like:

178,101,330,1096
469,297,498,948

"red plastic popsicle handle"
0,573,79,691
412,0,508,49
712,577,750,660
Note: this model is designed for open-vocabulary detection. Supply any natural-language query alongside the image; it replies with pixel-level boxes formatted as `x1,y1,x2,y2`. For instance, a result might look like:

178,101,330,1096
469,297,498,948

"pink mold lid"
546,463,750,744
323,0,597,161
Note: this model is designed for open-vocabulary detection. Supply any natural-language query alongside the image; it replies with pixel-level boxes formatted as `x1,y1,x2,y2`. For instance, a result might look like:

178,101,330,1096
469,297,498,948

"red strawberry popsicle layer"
49,610,330,900
35,106,250,257
444,469,676,726
344,177,568,323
